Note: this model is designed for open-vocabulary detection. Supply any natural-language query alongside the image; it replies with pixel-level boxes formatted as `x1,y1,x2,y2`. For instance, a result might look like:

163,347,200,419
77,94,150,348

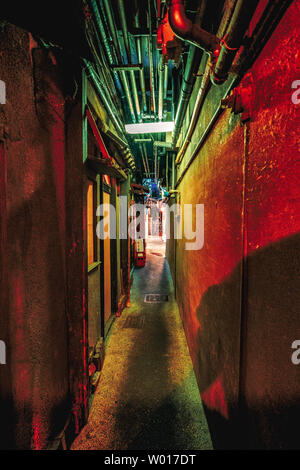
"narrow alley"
0,0,299,452
72,238,212,450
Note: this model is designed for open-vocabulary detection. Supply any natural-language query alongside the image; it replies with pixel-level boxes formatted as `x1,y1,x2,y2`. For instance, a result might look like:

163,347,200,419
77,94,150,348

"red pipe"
167,0,220,53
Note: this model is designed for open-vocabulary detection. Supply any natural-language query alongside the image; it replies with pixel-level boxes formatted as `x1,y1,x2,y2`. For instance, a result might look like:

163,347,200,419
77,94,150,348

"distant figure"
151,182,160,199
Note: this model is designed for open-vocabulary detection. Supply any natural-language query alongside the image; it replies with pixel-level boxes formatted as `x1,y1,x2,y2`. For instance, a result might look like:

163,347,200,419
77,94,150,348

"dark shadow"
193,232,300,449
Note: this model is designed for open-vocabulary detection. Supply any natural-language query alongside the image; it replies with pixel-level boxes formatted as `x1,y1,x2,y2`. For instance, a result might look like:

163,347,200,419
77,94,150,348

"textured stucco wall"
239,0,300,449
168,0,300,449
0,24,87,449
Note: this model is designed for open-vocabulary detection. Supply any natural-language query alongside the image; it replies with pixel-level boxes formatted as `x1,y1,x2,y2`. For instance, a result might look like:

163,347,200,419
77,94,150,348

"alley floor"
72,237,212,450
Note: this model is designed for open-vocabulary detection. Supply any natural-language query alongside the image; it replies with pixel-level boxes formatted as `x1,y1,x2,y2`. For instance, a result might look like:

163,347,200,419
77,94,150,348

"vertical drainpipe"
166,151,169,190
127,176,131,307
82,69,88,163
158,55,165,121
164,63,169,100
143,143,151,176
139,144,148,177
141,144,150,178
172,153,175,189
136,37,147,112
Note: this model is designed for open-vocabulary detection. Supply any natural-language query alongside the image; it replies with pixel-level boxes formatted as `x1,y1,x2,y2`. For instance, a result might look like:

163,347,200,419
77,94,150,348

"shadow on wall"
194,232,300,449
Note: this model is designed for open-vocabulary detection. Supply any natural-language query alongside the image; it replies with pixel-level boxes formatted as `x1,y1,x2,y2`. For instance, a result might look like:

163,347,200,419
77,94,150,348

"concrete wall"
0,24,88,449
168,1,300,449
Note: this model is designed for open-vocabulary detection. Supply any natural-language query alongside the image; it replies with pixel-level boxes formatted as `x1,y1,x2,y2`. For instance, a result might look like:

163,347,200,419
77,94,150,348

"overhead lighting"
125,122,175,134
134,138,152,143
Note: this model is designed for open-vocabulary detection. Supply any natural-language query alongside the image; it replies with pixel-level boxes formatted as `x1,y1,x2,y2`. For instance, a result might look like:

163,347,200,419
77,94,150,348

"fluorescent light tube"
125,122,175,134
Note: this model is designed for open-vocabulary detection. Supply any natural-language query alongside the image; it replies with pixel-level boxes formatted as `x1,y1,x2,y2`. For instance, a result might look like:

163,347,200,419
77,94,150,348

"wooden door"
103,191,111,324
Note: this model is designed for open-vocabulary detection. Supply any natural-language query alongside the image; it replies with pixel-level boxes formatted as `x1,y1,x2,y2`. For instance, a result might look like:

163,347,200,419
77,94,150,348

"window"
87,180,97,266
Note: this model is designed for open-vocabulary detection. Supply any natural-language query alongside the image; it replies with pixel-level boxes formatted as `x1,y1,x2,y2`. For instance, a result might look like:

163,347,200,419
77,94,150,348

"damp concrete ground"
72,237,212,450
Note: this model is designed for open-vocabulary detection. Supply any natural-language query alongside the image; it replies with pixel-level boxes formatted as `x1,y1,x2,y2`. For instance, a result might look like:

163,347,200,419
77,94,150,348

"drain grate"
144,294,169,303
122,315,146,329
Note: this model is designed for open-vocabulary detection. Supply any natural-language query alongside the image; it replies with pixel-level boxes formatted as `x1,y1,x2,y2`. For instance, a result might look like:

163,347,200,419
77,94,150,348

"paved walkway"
72,238,212,450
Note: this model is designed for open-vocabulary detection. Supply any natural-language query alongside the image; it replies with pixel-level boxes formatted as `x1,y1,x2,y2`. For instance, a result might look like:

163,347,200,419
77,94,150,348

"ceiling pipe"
170,1,206,147
123,150,136,171
136,37,148,112
117,0,142,121
164,63,169,100
171,66,181,119
171,45,202,147
88,1,122,106
84,60,124,136
100,0,136,122
148,0,157,115
175,75,237,187
174,0,239,164
88,20,122,111
212,0,260,84
235,0,293,78
139,144,150,178
139,144,149,177
90,0,137,122
175,55,211,164
174,0,261,166
84,60,136,171
158,55,165,121
167,0,220,53
154,141,174,149
133,0,147,113
112,64,143,71
121,71,138,123
89,0,114,65
143,144,150,177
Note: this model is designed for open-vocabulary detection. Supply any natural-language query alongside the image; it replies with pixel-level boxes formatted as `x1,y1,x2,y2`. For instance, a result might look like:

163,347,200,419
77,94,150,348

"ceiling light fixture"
125,122,175,134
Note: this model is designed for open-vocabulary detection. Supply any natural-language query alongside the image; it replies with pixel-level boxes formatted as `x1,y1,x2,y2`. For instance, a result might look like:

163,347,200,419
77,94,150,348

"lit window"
87,180,96,266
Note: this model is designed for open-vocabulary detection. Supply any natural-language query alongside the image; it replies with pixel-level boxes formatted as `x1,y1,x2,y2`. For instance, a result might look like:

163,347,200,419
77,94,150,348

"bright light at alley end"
125,121,175,134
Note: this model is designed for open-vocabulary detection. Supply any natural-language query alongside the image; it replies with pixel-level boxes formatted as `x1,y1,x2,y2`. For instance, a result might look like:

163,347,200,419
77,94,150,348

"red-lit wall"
168,0,300,449
0,25,88,449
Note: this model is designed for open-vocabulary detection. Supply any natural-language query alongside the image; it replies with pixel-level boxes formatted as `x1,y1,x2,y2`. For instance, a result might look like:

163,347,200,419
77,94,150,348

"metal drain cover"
144,294,169,303
122,315,146,329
